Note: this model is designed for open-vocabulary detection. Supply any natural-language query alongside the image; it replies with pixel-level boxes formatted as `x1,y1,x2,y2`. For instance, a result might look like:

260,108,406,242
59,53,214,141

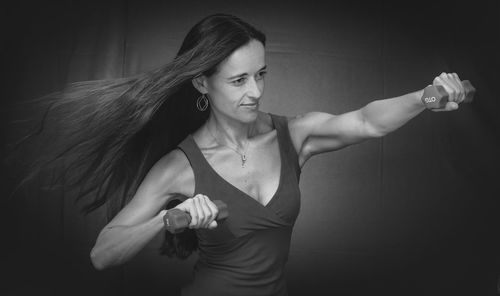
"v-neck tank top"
177,113,301,296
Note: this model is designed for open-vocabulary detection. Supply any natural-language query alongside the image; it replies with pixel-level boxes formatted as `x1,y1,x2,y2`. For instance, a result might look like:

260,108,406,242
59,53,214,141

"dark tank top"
177,113,301,296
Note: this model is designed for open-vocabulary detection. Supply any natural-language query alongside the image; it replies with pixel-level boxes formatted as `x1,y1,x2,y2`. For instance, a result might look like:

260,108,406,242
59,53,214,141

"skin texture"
90,39,467,270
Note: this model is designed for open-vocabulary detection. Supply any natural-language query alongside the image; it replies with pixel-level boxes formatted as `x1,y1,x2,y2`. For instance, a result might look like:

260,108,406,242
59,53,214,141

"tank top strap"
177,135,212,195
269,113,302,180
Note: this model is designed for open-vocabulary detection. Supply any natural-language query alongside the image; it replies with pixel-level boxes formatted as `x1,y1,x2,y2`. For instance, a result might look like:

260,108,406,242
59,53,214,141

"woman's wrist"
417,88,425,102
157,209,168,228
414,88,426,108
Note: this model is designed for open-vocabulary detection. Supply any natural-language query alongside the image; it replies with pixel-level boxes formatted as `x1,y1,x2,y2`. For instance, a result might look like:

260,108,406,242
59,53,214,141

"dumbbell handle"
421,80,476,109
163,200,228,234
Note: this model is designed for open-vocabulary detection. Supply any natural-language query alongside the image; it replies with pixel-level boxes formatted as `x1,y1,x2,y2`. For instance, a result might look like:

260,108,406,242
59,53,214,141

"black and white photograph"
1,0,499,295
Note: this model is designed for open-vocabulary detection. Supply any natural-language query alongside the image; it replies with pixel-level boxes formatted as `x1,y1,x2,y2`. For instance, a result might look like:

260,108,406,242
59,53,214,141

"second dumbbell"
421,80,476,109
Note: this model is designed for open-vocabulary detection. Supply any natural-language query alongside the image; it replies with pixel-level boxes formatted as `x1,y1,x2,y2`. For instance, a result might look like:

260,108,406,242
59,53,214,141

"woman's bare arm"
288,73,466,166
90,149,194,270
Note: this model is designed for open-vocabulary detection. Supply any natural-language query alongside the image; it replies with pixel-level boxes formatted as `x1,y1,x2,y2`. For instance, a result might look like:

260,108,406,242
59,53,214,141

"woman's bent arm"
90,210,167,270
89,149,194,270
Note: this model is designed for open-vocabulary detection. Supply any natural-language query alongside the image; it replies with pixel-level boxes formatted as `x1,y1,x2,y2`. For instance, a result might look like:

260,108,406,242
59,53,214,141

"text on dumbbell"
424,96,436,103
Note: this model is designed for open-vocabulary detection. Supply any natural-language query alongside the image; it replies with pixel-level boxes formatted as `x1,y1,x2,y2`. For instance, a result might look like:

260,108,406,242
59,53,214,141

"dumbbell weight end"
421,80,476,109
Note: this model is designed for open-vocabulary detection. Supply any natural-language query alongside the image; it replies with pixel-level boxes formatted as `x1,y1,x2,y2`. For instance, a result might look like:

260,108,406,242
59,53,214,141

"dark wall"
1,1,499,295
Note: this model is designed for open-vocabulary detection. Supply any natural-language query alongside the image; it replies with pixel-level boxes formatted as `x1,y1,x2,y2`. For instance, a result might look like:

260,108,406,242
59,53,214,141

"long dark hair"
9,13,266,259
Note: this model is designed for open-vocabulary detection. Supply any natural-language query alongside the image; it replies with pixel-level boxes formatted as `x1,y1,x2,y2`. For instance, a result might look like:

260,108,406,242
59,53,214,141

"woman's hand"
431,72,466,112
174,194,219,229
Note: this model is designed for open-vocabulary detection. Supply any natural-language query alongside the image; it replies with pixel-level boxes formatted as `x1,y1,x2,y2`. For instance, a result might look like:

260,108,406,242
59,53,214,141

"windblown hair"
11,13,266,259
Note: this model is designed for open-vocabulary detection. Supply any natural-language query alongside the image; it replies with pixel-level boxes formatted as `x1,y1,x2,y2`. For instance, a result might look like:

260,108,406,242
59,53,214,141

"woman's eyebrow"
227,65,267,80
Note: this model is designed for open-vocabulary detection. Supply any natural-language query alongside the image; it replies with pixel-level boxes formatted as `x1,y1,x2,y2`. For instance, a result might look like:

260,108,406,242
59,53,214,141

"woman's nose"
246,77,262,98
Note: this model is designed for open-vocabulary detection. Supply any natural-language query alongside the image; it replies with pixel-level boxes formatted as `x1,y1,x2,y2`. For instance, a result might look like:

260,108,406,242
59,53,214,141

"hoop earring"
196,93,209,111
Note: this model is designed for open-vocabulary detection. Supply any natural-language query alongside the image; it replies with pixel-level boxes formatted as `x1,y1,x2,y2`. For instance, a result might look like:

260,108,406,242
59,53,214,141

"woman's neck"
205,112,258,148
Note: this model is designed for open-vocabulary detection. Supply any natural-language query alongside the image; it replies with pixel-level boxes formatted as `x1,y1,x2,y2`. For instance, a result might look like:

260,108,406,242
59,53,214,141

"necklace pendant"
241,154,247,167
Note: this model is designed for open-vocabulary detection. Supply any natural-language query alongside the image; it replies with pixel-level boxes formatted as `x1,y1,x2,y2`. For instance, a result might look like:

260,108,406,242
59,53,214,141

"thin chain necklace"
207,126,250,168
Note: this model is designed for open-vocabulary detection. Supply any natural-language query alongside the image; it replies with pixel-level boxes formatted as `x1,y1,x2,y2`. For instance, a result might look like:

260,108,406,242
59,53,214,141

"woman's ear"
192,75,208,94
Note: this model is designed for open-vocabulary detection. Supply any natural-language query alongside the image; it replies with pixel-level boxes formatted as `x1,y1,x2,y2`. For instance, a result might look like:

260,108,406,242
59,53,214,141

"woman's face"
203,39,267,123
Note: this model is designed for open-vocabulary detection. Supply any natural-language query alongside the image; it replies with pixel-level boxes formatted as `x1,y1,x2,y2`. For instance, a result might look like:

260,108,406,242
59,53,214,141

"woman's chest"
204,134,281,206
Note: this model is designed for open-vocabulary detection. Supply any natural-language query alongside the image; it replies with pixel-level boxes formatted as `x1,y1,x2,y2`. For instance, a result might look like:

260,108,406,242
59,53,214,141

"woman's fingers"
189,196,202,228
204,196,219,224
435,74,458,102
433,72,465,105
199,195,219,228
208,220,218,229
448,73,465,103
176,194,219,229
431,101,459,112
196,195,212,228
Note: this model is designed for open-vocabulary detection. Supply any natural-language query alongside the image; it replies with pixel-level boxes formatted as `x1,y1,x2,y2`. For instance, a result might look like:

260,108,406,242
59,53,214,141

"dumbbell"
421,80,476,109
163,200,228,234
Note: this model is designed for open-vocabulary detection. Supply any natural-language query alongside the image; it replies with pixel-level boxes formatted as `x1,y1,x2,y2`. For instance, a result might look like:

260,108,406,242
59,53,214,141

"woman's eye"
232,77,246,85
256,71,267,80
231,72,266,86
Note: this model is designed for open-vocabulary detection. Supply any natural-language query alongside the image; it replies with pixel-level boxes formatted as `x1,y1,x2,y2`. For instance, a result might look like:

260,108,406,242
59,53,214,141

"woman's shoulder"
271,112,312,162
264,111,302,134
258,111,295,133
142,148,195,198
283,112,318,135
153,148,191,173
256,111,302,143
265,112,298,128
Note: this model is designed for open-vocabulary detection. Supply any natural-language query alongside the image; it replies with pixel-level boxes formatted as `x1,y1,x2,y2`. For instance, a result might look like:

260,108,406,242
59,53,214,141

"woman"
16,13,467,296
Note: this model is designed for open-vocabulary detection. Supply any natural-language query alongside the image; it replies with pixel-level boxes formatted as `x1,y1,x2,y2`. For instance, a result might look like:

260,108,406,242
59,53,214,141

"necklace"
208,126,250,167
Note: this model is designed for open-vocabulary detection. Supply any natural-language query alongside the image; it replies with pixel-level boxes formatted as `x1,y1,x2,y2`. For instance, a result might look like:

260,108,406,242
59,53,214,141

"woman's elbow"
90,246,114,270
90,247,105,270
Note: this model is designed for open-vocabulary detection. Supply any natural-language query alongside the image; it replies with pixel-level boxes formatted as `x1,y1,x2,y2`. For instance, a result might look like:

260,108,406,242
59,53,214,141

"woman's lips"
240,103,259,110
240,102,258,106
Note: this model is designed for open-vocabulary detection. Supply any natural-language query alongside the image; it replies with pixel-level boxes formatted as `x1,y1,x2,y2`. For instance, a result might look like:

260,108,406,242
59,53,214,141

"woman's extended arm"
289,73,467,165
